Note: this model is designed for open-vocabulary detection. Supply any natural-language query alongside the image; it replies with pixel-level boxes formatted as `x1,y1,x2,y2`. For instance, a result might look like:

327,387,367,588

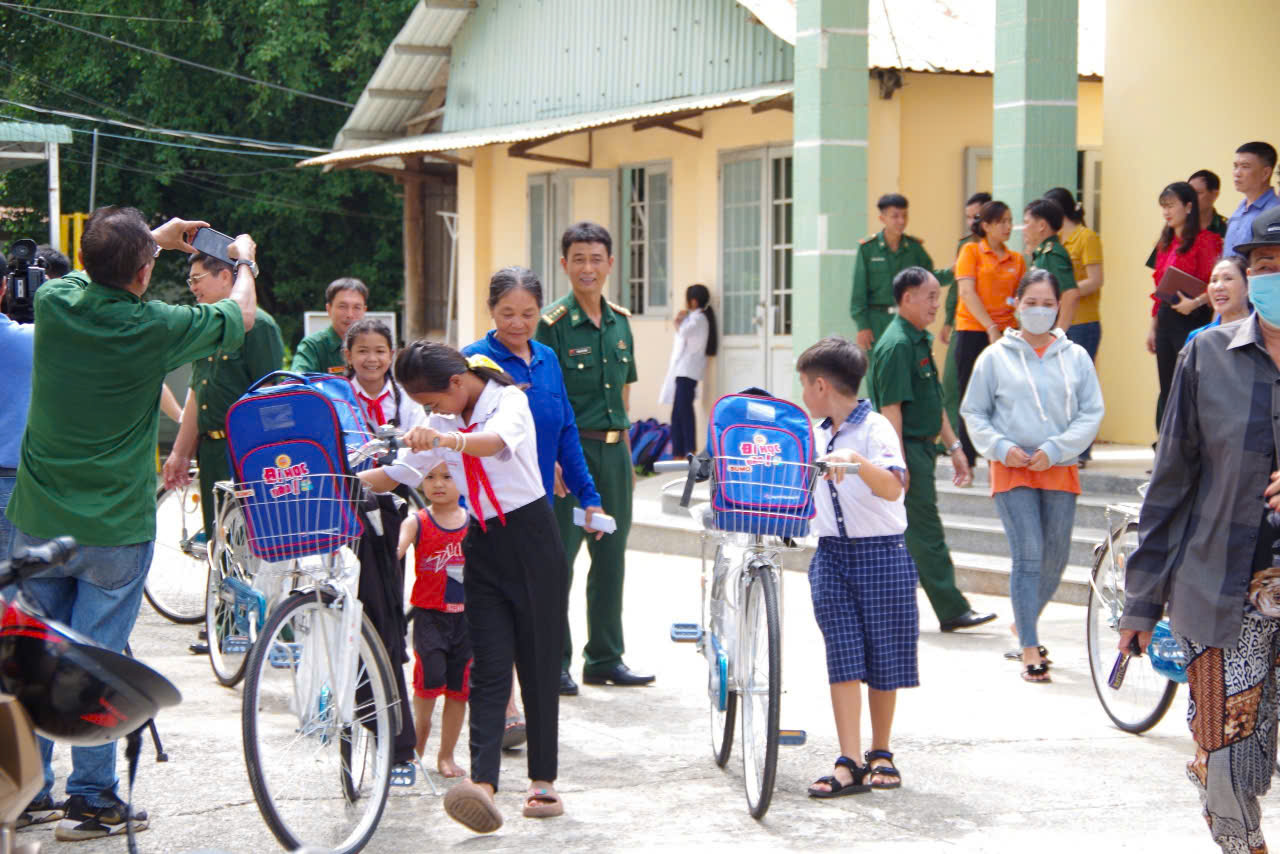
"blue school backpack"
706,390,816,538
633,423,672,474
224,372,364,562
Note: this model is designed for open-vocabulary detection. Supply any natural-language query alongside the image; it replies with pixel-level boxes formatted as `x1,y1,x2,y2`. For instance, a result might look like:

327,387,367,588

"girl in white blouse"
659,284,718,457
343,318,425,432
360,342,603,833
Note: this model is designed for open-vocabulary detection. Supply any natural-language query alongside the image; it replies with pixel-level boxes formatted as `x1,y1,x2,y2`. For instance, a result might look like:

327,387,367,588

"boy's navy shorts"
411,607,472,701
808,534,920,690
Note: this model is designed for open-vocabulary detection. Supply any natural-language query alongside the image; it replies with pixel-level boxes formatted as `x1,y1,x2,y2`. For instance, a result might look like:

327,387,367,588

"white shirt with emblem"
382,380,545,521
811,410,908,538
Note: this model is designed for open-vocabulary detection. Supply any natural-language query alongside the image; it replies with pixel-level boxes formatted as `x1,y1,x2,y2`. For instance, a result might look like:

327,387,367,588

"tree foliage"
0,0,416,344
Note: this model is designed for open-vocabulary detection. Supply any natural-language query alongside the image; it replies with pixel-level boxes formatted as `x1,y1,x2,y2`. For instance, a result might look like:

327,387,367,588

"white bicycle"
656,455,854,819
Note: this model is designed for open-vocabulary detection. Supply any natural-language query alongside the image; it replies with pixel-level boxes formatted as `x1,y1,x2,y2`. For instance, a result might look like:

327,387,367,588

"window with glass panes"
620,165,670,314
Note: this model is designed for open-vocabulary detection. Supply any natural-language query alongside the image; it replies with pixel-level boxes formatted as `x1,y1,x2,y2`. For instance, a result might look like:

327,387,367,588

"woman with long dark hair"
1148,182,1222,430
659,283,718,458
951,201,1026,468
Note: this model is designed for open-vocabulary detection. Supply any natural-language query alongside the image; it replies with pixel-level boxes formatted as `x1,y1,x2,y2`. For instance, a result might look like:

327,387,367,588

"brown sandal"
443,779,503,834
523,787,564,818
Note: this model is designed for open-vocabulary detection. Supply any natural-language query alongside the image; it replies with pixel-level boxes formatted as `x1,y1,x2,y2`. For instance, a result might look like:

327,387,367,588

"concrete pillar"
792,0,868,361
992,0,1078,224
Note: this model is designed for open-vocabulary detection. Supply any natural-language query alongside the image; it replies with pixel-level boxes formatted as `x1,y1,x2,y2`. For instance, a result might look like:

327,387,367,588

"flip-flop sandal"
443,779,503,834
807,756,870,798
390,762,415,787
1022,662,1051,683
1003,646,1051,663
522,787,564,818
864,750,902,790
502,716,528,750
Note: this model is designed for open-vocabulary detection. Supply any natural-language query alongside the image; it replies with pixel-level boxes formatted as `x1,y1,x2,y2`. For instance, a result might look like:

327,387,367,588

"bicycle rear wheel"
1086,521,1177,733
145,482,207,624
243,590,395,854
705,546,735,767
206,501,259,687
739,565,780,819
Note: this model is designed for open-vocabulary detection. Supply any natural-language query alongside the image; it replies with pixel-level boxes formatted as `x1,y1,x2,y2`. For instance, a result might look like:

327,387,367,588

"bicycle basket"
709,456,820,539
233,473,364,562
0,596,181,745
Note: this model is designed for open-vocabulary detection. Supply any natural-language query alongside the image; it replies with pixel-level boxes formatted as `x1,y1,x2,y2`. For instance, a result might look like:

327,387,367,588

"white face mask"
1017,306,1057,335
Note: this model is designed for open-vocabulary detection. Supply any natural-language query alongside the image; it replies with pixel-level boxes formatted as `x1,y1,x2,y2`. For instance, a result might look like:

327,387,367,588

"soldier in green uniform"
851,195,936,360
870,266,996,632
536,222,653,693
941,193,990,435
291,277,366,373
1024,199,1079,327
163,252,284,540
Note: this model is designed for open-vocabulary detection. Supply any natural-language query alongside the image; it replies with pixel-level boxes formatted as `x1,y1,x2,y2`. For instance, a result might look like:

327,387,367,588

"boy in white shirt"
797,336,918,799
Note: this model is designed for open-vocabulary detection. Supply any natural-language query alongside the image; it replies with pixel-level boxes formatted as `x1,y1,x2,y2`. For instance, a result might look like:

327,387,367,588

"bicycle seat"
0,596,181,746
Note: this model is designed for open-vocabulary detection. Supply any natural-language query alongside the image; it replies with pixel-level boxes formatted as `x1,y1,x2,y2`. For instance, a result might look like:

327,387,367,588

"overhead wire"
0,3,195,24
1,4,355,109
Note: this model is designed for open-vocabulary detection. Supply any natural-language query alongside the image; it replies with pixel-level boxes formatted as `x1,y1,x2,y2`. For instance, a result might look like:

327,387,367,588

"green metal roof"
442,0,792,133
0,122,73,144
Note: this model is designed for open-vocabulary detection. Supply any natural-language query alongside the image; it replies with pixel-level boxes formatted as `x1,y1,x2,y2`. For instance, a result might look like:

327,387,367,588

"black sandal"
1022,662,1051,683
807,755,870,798
864,749,902,790
1003,645,1051,663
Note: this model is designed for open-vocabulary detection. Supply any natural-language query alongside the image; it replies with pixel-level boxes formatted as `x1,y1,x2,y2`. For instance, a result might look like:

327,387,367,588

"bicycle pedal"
268,642,302,668
670,621,702,643
778,729,807,746
222,636,252,655
390,762,416,787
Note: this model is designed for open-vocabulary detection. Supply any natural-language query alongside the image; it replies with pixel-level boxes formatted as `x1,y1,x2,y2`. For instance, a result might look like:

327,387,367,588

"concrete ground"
22,542,1240,854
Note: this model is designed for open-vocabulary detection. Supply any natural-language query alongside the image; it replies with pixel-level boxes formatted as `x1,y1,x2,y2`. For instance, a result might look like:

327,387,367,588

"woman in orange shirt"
952,201,1026,467
959,270,1103,683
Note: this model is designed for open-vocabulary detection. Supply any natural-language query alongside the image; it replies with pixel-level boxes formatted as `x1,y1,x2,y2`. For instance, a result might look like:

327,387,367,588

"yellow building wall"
1099,1,1280,444
452,73,1104,424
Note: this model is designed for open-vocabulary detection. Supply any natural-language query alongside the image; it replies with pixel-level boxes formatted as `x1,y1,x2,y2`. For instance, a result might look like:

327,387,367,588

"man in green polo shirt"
290,277,366,373
163,251,283,538
1025,199,1079,327
870,266,995,632
851,194,936,359
536,222,652,693
7,207,257,837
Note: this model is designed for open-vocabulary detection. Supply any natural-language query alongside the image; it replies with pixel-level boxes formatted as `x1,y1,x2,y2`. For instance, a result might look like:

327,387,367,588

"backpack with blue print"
224,372,363,561
706,389,816,538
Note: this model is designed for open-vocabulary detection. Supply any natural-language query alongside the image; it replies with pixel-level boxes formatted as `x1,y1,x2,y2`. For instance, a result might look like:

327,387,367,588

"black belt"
903,435,939,444
580,430,624,444
0,467,16,477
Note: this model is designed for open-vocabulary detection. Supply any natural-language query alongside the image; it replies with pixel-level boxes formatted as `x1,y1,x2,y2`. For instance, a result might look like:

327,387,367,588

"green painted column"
792,0,868,368
992,0,1078,224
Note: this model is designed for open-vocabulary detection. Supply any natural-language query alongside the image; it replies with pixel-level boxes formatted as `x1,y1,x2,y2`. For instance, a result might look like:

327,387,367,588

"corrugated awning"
297,83,792,170
0,122,73,174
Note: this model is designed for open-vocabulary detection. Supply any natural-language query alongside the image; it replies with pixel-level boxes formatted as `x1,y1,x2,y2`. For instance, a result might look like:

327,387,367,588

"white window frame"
618,161,672,315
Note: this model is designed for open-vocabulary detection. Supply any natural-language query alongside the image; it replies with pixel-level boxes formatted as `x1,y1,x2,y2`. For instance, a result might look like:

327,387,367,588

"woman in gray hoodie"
960,269,1104,683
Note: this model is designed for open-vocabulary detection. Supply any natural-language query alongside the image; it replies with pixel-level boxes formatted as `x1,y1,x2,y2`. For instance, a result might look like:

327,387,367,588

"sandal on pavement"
522,787,564,818
443,779,503,834
1003,646,1051,664
807,755,870,798
1022,662,1051,683
864,750,902,790
390,762,416,787
502,716,527,751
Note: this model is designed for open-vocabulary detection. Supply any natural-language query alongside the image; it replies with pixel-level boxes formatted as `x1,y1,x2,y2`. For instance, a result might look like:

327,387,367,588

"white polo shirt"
383,380,545,521
811,403,908,539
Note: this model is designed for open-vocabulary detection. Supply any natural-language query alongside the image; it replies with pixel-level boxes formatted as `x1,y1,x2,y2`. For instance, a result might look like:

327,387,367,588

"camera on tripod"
4,239,46,325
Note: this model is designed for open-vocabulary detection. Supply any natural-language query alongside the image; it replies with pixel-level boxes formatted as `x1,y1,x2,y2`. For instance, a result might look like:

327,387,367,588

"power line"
0,100,326,155
0,113,309,160
2,4,356,109
0,3,195,23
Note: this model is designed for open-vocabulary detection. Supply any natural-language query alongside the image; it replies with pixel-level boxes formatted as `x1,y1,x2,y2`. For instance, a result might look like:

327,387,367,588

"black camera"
4,239,46,325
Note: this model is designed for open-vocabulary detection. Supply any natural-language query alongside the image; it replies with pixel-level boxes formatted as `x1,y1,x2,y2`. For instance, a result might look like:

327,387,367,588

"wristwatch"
235,257,259,277
947,440,963,453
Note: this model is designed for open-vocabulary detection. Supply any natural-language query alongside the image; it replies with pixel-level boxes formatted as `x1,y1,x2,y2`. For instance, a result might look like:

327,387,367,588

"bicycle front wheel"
1086,521,1177,733
206,501,259,687
145,482,207,624
243,590,395,854
739,565,780,819
705,546,735,768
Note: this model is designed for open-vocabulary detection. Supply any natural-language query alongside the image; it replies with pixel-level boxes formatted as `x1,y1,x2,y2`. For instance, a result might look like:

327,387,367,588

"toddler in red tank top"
397,462,472,777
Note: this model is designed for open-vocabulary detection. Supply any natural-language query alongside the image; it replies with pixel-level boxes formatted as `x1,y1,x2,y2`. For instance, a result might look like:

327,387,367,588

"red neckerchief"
460,423,507,532
355,387,392,426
